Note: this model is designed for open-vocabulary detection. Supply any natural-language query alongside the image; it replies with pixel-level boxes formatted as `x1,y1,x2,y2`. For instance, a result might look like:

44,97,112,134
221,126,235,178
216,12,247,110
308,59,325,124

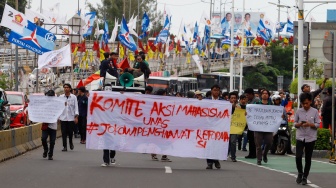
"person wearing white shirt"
59,83,79,152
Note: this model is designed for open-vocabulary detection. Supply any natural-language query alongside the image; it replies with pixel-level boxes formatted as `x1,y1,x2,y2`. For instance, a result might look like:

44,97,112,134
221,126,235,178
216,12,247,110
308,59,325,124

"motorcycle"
271,114,291,155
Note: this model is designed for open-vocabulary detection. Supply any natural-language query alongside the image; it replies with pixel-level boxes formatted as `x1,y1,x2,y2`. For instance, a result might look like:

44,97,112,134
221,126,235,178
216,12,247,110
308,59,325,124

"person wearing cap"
77,86,88,144
321,87,336,129
41,90,58,160
301,78,328,108
195,90,203,100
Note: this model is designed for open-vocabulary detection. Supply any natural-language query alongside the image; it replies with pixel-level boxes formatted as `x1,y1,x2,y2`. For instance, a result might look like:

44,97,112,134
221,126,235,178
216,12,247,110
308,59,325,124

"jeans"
228,134,238,159
254,132,273,162
103,150,116,163
41,128,57,157
296,140,315,178
60,121,74,148
78,116,87,141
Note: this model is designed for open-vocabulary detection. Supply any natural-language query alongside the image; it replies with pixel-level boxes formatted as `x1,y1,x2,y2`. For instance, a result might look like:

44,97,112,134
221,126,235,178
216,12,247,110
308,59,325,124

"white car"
28,68,57,87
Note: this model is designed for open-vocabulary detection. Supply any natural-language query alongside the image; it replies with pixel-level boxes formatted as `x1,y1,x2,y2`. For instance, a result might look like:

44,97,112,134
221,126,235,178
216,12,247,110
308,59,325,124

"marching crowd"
39,51,335,186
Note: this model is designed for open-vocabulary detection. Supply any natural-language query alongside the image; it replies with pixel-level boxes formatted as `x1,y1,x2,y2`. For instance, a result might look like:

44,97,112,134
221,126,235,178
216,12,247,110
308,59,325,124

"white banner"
28,96,66,123
38,44,71,68
246,104,284,132
86,92,232,160
0,4,28,34
192,55,204,74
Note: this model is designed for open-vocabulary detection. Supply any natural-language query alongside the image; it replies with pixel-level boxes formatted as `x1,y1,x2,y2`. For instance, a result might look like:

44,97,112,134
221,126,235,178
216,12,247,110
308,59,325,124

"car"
0,88,11,130
28,68,57,87
6,91,28,128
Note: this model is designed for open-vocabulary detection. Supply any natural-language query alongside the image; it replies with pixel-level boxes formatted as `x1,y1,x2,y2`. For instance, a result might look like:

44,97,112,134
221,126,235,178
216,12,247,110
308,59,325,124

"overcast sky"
30,0,332,34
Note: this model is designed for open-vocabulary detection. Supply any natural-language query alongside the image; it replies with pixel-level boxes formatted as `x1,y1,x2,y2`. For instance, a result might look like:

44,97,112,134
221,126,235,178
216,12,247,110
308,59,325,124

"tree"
267,44,293,78
304,58,324,79
244,62,281,90
289,78,332,94
87,0,163,39
0,0,28,38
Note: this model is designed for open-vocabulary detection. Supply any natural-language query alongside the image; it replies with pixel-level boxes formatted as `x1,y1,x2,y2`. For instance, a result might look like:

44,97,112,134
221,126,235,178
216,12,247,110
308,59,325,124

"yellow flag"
148,48,154,59
210,41,216,48
159,52,163,59
89,51,93,63
129,51,135,62
186,53,191,63
72,46,78,56
82,50,88,62
119,45,124,58
194,48,199,55
201,51,205,57
85,60,89,70
100,49,105,61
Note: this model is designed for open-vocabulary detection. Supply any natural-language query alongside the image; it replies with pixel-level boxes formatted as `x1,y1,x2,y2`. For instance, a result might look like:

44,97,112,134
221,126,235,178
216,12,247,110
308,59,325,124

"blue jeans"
228,134,238,159
41,128,56,157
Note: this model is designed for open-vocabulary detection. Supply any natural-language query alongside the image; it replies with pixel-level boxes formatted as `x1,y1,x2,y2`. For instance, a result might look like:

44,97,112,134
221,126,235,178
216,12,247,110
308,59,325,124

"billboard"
211,12,264,36
327,10,336,23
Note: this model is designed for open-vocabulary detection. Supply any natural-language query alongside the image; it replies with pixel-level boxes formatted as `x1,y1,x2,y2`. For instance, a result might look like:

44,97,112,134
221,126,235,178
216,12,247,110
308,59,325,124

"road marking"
286,154,336,166
238,160,320,188
165,166,172,173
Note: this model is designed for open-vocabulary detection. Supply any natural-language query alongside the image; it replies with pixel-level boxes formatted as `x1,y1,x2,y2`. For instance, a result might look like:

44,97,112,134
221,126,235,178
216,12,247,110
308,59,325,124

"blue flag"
257,19,272,42
139,12,150,39
118,16,137,51
221,17,230,35
8,20,56,55
286,19,293,33
276,22,286,33
82,12,96,37
193,22,198,42
103,20,109,44
203,25,210,48
197,36,203,53
155,15,171,45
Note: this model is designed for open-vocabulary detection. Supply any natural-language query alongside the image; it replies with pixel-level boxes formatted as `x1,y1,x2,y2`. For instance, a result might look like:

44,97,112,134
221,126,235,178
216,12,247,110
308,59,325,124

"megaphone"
134,74,145,86
119,72,134,87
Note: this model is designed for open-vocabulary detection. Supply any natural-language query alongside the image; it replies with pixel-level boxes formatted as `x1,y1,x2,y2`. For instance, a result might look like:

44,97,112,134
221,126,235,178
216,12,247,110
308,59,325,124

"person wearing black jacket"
126,55,150,79
100,52,119,86
77,86,88,144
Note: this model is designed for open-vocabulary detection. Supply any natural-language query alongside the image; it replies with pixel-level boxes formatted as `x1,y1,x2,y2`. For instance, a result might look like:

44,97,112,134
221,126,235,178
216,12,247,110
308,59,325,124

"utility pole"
297,0,304,106
229,0,234,92
14,0,19,91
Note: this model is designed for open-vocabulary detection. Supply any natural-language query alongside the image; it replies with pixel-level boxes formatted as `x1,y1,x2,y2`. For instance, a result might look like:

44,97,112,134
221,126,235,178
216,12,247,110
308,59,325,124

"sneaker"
214,161,221,169
206,163,213,169
101,163,109,167
48,156,53,160
296,173,303,184
161,157,172,162
110,158,116,164
231,158,237,162
302,177,307,185
151,155,158,161
263,155,268,163
257,161,262,165
43,151,48,158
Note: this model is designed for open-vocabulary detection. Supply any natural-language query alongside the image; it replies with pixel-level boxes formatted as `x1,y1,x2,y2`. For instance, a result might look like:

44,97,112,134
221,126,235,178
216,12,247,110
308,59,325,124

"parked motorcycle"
271,113,292,155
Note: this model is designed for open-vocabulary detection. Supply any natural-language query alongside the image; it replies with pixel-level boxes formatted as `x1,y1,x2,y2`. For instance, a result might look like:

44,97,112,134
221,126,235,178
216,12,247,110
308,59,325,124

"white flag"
192,55,204,74
109,18,119,42
200,11,211,26
38,44,71,68
0,4,28,34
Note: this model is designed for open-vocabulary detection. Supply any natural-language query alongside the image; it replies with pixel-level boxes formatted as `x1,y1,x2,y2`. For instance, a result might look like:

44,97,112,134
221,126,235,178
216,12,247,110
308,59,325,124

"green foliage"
315,128,331,150
304,59,324,79
0,74,10,90
268,45,293,78
0,0,28,38
244,62,280,90
289,78,332,94
291,128,331,150
87,0,162,40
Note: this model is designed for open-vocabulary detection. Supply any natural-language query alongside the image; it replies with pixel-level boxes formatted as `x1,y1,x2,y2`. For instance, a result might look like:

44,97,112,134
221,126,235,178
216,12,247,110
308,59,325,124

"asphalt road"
0,138,335,188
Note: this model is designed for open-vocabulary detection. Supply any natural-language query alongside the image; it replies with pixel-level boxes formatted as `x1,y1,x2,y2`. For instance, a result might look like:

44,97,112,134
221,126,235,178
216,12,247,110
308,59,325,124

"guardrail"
0,124,61,162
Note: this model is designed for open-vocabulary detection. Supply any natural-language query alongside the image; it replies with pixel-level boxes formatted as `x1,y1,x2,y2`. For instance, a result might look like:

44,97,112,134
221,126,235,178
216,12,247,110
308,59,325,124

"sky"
30,0,333,35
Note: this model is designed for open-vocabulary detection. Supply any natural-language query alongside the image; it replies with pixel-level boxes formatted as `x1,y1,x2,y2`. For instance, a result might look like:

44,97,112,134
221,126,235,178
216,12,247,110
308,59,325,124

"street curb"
291,145,331,158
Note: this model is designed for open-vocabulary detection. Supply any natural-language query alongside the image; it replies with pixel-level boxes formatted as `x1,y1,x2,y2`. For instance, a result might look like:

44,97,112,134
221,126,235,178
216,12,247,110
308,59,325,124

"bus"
196,72,243,92
147,76,198,95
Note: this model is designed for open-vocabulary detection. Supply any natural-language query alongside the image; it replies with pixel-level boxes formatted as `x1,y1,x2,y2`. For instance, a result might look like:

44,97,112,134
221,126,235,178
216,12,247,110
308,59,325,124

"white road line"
165,166,172,173
238,160,321,188
286,154,336,165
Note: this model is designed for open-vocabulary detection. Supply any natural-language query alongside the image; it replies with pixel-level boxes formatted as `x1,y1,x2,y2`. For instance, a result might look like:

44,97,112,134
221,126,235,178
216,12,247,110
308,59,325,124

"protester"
294,92,320,185
187,91,195,98
77,86,88,144
301,78,327,108
100,52,119,86
206,84,222,169
228,92,239,162
253,89,273,165
237,94,248,151
195,90,203,100
41,90,57,160
145,86,153,94
244,88,260,159
321,87,336,129
59,83,79,152
126,55,151,79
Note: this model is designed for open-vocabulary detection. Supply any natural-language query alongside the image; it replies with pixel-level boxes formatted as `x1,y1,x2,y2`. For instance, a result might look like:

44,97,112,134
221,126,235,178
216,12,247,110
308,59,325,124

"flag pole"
14,0,19,91
229,0,235,92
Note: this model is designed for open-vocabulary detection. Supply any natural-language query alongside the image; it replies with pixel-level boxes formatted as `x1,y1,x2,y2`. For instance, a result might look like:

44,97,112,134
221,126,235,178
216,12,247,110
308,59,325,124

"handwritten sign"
28,96,66,123
230,108,246,134
86,91,232,160
246,104,284,132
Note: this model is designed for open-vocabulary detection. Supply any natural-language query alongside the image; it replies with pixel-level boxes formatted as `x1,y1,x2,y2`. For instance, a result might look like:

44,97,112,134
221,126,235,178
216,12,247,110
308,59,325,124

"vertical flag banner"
256,15,275,42
103,20,109,44
286,18,294,34
193,22,199,42
155,15,171,44
139,12,150,39
118,16,137,52
109,18,119,43
82,12,96,37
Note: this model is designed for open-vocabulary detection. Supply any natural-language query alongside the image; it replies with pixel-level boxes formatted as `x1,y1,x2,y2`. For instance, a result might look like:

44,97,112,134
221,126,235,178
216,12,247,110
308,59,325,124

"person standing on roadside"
59,84,79,152
294,92,320,185
77,86,88,144
41,90,58,160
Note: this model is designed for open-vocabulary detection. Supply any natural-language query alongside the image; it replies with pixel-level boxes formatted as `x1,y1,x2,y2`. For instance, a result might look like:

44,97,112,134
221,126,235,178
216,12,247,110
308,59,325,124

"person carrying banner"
41,90,57,160
59,84,79,152
206,84,223,169
294,92,320,185
228,92,239,162
244,88,260,159
254,89,273,165
237,94,248,151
